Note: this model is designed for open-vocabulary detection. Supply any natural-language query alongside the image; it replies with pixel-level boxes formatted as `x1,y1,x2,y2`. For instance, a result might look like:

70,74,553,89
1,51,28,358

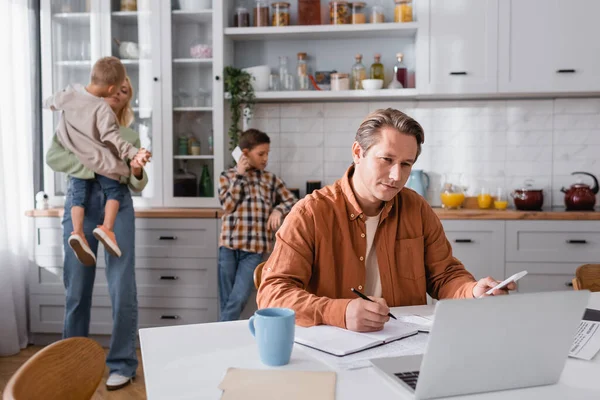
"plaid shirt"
219,168,296,254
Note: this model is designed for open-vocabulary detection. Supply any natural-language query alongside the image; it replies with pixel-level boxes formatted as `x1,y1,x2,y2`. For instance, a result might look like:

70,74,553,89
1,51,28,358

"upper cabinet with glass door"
162,0,223,207
103,0,164,207
41,0,100,201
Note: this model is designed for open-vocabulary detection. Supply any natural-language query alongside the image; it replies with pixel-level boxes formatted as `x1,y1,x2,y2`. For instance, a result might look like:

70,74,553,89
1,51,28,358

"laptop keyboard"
394,371,420,390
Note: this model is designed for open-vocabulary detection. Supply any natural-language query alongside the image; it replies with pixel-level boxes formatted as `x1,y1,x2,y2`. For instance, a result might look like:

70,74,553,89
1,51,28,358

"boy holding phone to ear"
217,129,297,321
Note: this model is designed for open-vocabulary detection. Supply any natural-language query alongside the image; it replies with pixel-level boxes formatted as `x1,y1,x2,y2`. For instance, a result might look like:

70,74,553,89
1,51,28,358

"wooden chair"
3,337,105,400
254,261,266,290
571,264,600,292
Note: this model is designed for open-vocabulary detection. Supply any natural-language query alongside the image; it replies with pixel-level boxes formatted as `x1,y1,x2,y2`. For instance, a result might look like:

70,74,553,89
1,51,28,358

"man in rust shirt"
257,108,514,332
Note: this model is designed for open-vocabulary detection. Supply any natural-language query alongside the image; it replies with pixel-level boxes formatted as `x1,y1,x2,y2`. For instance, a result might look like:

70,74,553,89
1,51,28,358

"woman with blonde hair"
46,76,147,391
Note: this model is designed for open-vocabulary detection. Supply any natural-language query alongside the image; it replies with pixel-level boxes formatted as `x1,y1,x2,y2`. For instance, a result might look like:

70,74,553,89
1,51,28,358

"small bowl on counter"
361,79,383,90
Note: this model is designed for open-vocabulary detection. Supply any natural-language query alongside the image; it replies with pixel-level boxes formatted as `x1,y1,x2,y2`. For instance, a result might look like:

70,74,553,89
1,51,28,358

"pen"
351,287,397,320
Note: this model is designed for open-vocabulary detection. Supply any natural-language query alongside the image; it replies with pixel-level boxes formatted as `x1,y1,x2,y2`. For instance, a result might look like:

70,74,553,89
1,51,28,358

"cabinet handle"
153,77,159,81
160,276,179,280
159,236,178,240
160,315,180,320
566,239,587,244
454,239,473,243
565,282,574,287
556,69,576,74
215,75,220,81
449,71,467,75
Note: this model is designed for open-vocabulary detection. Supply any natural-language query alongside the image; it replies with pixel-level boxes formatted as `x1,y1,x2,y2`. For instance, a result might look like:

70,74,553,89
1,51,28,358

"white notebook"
294,320,419,356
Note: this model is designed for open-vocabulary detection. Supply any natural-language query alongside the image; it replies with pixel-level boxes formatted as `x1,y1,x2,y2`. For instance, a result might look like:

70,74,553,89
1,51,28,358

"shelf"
173,155,214,160
247,88,418,102
173,107,213,112
52,12,90,25
172,10,213,24
120,59,152,66
111,11,151,24
173,58,213,66
224,22,419,41
55,60,91,68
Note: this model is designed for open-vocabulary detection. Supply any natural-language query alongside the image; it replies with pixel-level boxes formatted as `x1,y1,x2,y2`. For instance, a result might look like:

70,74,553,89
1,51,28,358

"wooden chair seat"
3,337,105,400
254,261,266,290
572,264,600,292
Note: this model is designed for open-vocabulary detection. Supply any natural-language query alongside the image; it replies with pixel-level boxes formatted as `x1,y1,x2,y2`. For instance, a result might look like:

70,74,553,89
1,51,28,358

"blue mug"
248,308,295,366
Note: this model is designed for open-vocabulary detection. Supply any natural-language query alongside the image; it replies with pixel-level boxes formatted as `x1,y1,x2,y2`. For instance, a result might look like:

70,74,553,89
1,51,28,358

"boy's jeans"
62,179,138,378
218,247,263,321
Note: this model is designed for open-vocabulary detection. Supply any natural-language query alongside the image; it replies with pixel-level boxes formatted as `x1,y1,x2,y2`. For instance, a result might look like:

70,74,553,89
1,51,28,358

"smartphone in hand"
482,270,528,297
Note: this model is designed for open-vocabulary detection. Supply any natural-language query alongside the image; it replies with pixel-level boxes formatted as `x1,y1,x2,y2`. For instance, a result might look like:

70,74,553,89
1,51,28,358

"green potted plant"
224,66,256,152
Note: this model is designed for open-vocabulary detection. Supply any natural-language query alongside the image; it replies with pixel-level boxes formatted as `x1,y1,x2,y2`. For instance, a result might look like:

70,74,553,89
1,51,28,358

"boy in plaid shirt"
218,129,297,321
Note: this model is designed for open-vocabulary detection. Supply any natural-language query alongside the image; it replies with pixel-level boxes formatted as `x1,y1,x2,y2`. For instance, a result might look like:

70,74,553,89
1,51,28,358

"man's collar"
340,164,396,222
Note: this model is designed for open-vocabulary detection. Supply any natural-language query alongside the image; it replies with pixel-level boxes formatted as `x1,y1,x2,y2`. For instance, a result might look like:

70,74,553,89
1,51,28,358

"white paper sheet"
569,320,600,361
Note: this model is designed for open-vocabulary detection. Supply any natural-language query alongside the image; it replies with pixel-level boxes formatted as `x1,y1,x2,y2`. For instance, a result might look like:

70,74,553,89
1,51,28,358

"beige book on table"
218,368,336,400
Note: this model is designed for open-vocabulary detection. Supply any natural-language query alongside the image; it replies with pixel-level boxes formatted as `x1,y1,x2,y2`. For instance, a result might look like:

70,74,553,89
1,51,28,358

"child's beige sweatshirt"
44,84,138,181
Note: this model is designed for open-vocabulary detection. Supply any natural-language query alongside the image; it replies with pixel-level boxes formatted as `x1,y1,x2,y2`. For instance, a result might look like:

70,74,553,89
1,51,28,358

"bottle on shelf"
370,53,384,81
387,52,407,89
208,132,214,155
296,52,309,91
351,54,366,90
199,164,213,197
278,56,290,90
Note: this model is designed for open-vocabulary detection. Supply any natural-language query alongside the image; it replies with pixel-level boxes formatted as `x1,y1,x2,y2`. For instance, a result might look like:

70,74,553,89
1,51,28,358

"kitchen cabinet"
40,0,224,208
441,220,505,280
419,0,498,94
505,221,600,294
28,216,220,341
498,0,600,93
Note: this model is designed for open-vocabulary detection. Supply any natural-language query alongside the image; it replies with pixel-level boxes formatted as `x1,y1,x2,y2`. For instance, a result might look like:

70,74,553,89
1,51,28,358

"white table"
140,293,600,400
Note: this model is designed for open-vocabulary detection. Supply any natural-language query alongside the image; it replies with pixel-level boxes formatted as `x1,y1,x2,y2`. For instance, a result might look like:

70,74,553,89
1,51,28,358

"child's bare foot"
68,232,96,266
93,225,122,257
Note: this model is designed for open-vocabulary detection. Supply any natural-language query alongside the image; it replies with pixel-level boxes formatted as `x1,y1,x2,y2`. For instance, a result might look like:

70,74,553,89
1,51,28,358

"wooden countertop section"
26,207,600,220
433,208,600,220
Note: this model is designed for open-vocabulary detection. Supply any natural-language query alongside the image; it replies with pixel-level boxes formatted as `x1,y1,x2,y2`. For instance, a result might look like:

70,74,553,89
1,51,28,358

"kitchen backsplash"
248,98,600,208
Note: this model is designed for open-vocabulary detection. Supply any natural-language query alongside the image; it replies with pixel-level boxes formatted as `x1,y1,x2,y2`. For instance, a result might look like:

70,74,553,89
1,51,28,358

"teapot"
560,171,599,211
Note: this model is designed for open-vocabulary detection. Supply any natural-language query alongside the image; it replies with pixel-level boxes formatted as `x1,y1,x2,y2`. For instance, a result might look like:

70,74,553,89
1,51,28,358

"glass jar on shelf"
234,3,250,27
394,0,413,22
253,0,269,27
271,2,291,26
370,3,385,23
331,73,350,91
351,2,366,24
298,0,321,25
329,1,349,25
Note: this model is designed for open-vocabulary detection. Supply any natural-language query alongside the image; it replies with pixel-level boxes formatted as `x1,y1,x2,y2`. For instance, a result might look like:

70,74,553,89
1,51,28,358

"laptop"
371,290,590,399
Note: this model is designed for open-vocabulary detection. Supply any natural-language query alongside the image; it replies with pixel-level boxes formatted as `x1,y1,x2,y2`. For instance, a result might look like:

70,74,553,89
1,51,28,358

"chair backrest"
254,261,266,290
572,264,600,292
3,337,105,400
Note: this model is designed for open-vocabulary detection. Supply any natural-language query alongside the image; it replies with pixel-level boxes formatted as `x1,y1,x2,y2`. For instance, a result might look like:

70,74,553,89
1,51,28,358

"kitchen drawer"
441,221,505,280
30,294,219,334
506,262,580,294
34,217,63,258
31,257,218,298
506,221,600,263
135,218,218,258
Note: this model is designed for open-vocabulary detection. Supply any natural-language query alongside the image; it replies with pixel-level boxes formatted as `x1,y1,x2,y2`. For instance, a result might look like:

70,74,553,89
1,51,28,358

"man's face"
352,126,418,203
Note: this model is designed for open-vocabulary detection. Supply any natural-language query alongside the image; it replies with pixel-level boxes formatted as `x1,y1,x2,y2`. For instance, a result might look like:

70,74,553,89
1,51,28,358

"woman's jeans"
218,247,263,321
62,179,138,378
